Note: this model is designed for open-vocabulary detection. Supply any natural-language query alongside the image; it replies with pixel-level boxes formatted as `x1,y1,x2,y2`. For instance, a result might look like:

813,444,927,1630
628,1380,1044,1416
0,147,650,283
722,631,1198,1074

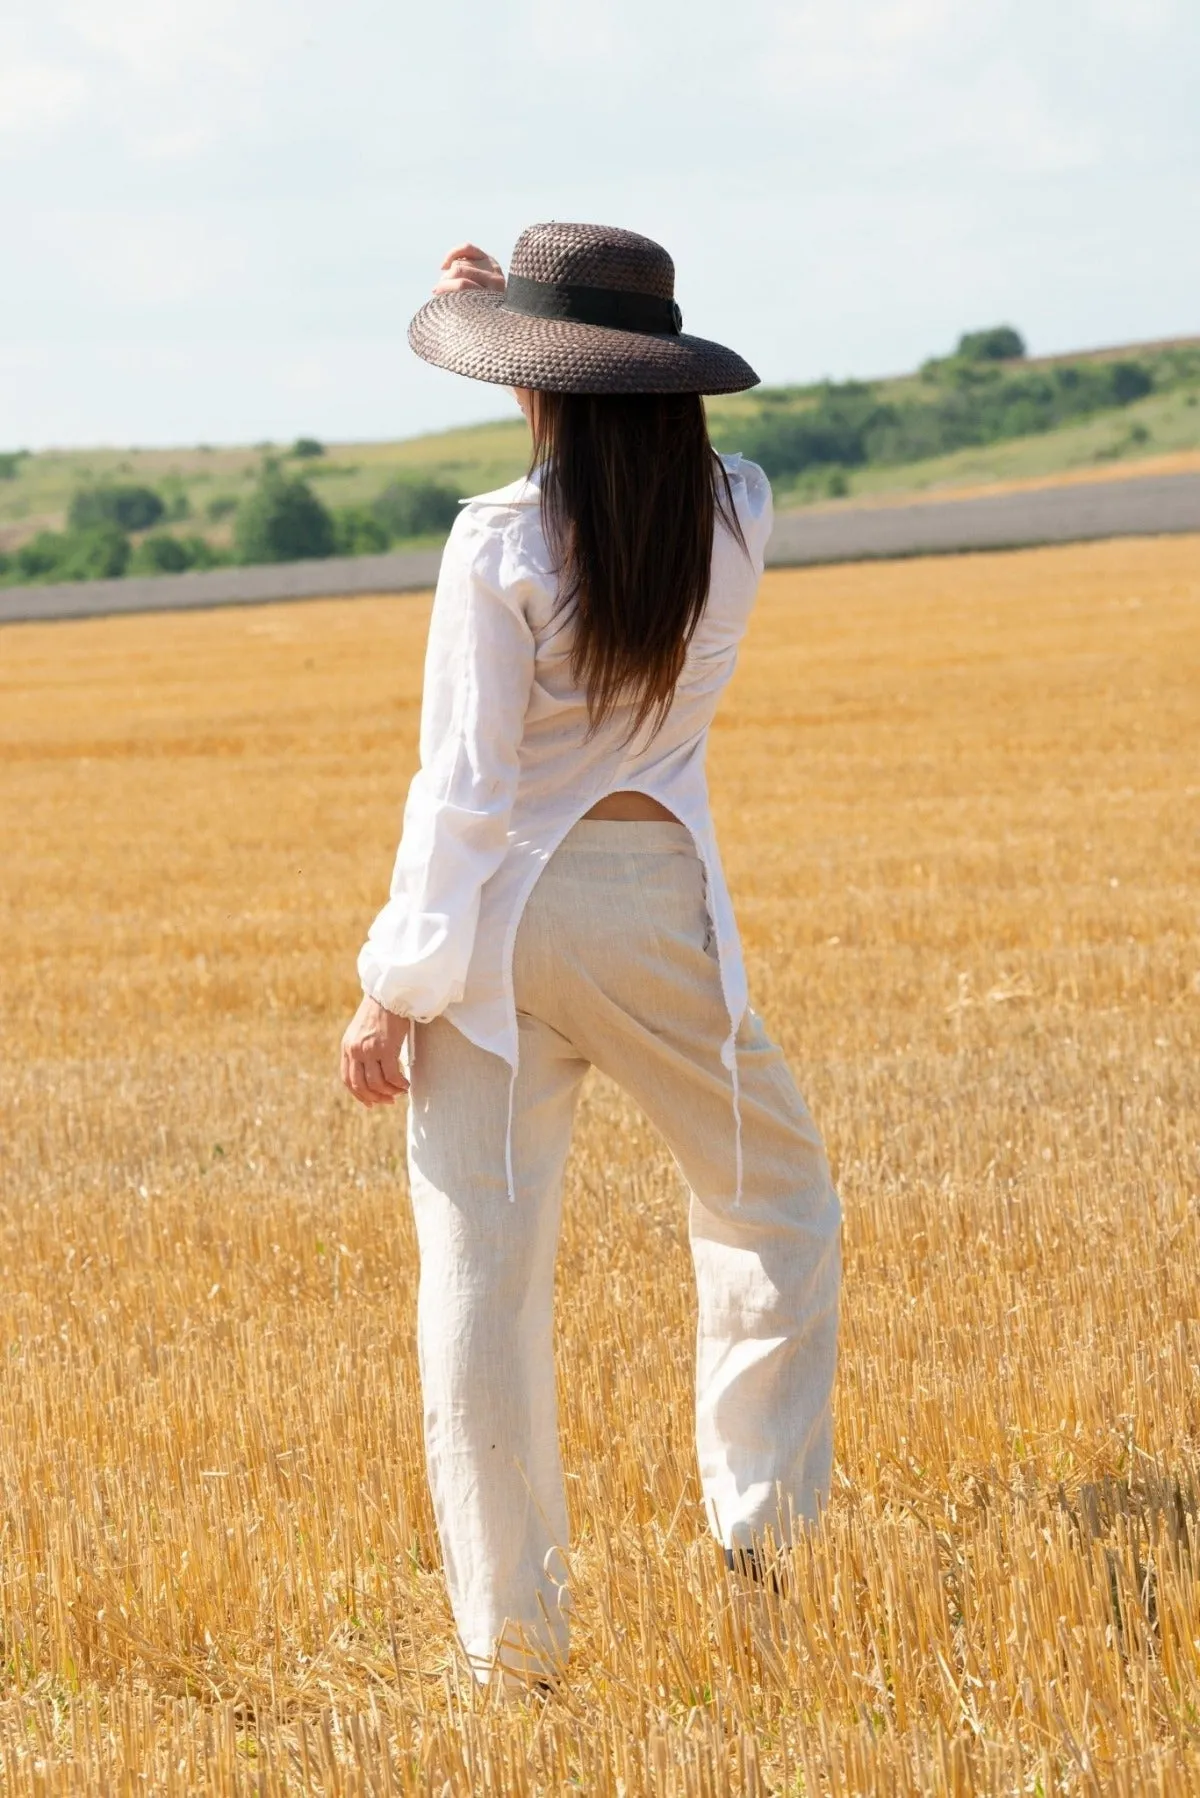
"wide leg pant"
406,822,842,1682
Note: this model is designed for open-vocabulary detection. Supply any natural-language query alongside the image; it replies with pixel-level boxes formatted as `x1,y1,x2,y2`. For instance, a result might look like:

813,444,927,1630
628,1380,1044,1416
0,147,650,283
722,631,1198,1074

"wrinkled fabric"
358,456,773,1076
407,822,843,1685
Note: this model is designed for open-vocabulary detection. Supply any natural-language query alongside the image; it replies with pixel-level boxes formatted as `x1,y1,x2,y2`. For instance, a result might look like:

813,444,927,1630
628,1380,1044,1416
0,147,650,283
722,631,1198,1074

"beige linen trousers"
406,821,842,1684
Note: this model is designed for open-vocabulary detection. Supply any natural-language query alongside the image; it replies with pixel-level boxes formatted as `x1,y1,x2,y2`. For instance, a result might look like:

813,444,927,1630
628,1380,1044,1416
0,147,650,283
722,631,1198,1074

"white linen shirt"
358,454,774,1190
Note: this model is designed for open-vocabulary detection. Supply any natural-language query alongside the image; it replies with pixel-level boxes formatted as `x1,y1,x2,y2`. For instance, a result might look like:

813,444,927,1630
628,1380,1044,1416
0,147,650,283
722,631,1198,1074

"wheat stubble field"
1,537,1198,1794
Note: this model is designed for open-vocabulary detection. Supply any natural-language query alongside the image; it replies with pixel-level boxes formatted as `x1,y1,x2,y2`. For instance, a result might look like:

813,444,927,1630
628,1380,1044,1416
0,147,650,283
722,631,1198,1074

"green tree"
955,325,1027,363
179,535,225,570
159,477,191,521
1109,360,1153,404
128,533,226,574
735,382,894,478
13,526,129,584
69,483,165,533
291,437,325,459
333,507,390,556
12,532,67,580
372,478,461,540
55,525,131,581
129,533,191,574
233,467,335,564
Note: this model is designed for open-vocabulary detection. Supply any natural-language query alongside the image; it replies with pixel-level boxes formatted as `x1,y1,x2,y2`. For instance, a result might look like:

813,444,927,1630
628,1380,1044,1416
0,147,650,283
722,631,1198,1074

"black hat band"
503,275,683,337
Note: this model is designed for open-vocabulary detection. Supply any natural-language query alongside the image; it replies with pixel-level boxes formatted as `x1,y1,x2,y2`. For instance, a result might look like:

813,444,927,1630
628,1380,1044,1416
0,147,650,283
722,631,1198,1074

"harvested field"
1,536,1198,1794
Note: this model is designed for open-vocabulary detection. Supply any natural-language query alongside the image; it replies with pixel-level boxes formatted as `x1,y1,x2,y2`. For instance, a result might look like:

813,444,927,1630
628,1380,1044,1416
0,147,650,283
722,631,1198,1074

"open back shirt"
358,454,774,1197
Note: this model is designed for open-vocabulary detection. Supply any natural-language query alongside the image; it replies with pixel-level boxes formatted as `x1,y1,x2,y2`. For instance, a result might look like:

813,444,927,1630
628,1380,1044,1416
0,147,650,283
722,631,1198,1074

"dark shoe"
723,1543,786,1595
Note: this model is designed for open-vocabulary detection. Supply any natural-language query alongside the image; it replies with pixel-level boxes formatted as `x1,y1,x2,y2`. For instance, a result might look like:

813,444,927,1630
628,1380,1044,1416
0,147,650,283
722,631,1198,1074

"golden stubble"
0,536,1198,1794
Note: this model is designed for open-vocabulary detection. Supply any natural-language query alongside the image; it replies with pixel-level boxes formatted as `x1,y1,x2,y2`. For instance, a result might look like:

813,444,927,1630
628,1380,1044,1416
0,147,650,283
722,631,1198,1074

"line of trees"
726,331,1194,485
0,464,462,589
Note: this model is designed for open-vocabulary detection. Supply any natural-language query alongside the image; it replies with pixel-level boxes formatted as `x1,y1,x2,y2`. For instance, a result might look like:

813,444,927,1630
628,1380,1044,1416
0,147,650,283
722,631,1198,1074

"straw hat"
407,221,759,396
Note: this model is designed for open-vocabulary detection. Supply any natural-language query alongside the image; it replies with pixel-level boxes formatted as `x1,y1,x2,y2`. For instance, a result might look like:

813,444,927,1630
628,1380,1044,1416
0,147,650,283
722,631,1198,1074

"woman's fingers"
348,1057,390,1106
433,265,505,295
360,1057,397,1103
344,1053,373,1105
433,243,505,296
440,264,503,283
440,241,501,271
340,1042,408,1104
432,279,501,294
341,1032,381,1106
378,1040,410,1095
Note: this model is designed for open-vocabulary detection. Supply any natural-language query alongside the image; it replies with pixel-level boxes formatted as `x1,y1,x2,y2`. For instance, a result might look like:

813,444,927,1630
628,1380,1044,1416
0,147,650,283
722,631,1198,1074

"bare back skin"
583,791,679,821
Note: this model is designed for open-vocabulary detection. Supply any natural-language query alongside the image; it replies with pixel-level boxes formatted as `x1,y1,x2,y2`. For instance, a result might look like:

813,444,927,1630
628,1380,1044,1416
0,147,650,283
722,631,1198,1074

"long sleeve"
727,453,773,574
357,510,536,1020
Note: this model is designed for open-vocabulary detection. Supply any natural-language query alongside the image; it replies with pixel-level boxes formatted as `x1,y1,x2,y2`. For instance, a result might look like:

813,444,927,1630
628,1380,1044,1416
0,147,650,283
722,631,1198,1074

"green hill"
706,333,1200,504
2,329,1198,588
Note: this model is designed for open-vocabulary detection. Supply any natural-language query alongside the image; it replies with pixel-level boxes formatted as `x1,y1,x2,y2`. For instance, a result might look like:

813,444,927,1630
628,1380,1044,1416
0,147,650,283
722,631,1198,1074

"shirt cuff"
357,944,411,1018
361,982,411,1019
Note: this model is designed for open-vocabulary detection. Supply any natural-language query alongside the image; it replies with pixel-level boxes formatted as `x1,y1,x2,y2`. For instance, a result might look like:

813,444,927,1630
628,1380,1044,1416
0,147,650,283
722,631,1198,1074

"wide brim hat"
408,221,759,396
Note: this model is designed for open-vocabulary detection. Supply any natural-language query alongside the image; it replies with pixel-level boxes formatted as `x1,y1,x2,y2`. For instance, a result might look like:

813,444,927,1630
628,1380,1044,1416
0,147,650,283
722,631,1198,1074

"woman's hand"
341,995,409,1107
433,242,505,295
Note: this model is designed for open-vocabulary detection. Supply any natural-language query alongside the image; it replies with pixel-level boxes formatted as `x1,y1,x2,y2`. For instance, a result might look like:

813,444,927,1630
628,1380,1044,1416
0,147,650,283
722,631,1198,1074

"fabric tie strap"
503,275,683,337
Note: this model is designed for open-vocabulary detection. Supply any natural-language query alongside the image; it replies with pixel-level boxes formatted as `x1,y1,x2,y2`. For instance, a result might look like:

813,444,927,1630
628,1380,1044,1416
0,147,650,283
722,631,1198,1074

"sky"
2,0,1198,450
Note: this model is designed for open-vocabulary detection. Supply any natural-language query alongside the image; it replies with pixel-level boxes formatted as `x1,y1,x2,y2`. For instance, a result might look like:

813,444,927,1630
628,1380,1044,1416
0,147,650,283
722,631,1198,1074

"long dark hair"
529,391,746,738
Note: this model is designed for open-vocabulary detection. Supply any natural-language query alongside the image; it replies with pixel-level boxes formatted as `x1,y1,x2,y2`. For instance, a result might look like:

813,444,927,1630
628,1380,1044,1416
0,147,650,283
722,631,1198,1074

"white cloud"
0,56,87,145
754,3,1101,176
0,1,309,161
954,64,1100,175
764,0,960,94
31,209,243,307
1089,0,1179,27
64,0,265,82
526,0,632,70
135,124,220,161
277,355,335,398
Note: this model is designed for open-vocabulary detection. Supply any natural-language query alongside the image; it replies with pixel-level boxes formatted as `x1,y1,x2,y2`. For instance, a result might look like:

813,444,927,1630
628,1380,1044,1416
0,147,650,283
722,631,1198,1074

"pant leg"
521,830,842,1553
684,1006,842,1552
613,1005,841,1552
406,1012,587,1681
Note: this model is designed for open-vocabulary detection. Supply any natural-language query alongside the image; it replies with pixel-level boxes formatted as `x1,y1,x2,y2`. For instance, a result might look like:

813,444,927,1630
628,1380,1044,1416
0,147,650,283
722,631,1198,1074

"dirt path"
766,469,1200,566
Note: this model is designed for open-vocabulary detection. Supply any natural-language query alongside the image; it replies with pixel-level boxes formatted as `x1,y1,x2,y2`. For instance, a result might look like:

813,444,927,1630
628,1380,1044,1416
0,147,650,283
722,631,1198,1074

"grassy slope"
703,347,1200,506
0,423,534,556
2,338,1198,555
790,382,1200,503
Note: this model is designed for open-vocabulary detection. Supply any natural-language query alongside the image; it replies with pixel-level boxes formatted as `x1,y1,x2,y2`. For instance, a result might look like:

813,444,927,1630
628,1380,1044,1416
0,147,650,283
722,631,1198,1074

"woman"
341,223,841,1690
